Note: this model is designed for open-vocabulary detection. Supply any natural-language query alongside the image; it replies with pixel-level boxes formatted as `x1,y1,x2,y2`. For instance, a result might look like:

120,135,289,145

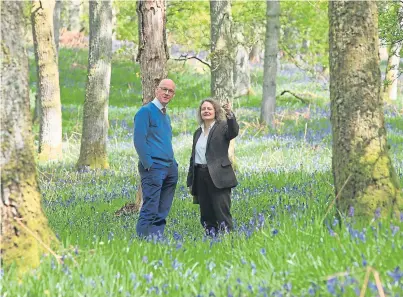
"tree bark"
77,0,113,170
233,32,250,98
115,0,169,215
54,0,62,52
329,0,402,219
261,0,280,127
31,0,63,161
210,0,234,103
68,0,81,32
1,1,57,273
210,0,236,162
383,2,402,102
136,0,169,103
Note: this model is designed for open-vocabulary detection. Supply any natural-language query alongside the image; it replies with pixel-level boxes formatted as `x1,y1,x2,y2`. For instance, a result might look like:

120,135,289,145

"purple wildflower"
387,267,403,284
348,206,354,217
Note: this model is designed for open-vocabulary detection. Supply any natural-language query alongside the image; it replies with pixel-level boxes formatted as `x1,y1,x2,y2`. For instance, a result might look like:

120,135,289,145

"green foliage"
378,0,403,49
115,2,138,43
280,1,329,74
167,1,211,51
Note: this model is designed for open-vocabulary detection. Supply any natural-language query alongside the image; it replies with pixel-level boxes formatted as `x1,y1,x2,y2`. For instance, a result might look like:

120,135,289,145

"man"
133,79,178,238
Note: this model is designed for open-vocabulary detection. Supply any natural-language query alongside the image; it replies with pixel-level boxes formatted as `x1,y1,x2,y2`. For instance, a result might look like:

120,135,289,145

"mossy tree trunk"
329,0,402,219
32,0,63,161
210,0,236,162
261,0,280,128
1,1,58,274
77,0,112,170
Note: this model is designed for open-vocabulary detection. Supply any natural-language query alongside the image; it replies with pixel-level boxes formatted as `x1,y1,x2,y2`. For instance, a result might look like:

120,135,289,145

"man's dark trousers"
136,162,178,237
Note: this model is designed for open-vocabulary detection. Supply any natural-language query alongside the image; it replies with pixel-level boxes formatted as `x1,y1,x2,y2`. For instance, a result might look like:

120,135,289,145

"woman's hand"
222,102,232,116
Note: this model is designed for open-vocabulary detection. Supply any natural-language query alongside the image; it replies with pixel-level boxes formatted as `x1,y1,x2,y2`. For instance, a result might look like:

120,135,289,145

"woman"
187,98,239,235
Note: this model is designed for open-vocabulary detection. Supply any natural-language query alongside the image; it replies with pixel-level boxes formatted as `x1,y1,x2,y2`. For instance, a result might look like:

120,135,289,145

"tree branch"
174,53,211,68
280,90,309,104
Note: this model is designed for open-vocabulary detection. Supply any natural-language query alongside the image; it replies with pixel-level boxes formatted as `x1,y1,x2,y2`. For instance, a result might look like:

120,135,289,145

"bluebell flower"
327,278,337,295
143,272,153,283
387,267,403,284
348,206,354,217
283,282,292,292
130,273,136,281
361,254,367,267
374,207,381,219
391,225,400,236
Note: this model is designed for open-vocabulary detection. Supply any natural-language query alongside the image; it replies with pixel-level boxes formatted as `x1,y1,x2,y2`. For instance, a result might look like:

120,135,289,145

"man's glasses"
159,87,175,95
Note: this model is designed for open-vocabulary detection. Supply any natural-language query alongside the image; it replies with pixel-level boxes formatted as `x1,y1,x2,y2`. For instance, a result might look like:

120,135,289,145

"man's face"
155,80,175,106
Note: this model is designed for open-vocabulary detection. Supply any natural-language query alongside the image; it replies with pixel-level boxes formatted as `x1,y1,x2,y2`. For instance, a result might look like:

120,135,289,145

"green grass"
4,48,403,297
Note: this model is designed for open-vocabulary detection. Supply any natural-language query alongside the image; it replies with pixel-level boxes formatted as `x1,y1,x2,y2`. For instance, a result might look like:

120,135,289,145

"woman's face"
200,101,215,122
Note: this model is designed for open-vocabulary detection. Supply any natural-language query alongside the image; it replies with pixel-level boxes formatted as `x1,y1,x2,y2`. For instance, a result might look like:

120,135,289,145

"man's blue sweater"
133,102,174,169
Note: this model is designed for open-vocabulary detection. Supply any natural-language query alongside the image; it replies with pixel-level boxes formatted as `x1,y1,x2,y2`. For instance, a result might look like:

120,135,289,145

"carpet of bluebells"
2,49,403,296
3,104,402,297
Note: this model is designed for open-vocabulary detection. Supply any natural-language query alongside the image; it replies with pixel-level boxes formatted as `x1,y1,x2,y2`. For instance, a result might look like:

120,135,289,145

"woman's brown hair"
196,98,226,125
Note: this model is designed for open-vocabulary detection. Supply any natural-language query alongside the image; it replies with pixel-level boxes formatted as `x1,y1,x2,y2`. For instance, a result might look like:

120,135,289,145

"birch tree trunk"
329,0,402,219
210,0,234,102
261,0,280,128
1,1,57,273
68,0,81,32
233,32,250,98
210,0,236,162
32,0,63,161
383,2,402,101
77,0,113,169
54,0,62,52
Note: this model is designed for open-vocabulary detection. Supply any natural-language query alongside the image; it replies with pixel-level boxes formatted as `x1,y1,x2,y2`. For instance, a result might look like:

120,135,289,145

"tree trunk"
233,33,250,98
249,43,260,63
136,0,169,103
31,0,63,161
210,0,236,162
77,0,112,170
115,0,168,215
329,0,402,219
383,2,402,101
1,1,57,274
54,0,62,52
384,43,402,101
261,0,280,127
210,0,234,103
68,0,81,32
112,4,117,40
